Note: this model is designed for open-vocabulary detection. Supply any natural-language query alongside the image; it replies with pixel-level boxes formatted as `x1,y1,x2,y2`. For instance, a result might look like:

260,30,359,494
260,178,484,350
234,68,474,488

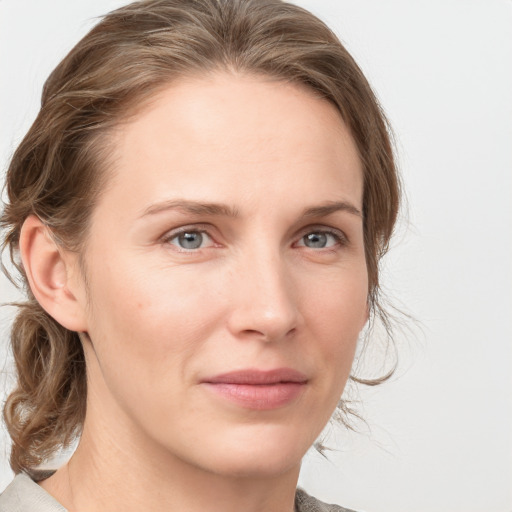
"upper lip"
202,368,308,385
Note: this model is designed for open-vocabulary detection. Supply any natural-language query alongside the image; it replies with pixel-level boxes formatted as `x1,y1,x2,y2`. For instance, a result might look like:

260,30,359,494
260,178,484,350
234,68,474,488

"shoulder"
0,473,66,512
1,476,358,512
295,488,359,512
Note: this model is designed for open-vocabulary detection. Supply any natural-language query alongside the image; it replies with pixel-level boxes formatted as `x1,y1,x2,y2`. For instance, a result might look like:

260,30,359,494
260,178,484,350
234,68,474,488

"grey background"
1,1,511,511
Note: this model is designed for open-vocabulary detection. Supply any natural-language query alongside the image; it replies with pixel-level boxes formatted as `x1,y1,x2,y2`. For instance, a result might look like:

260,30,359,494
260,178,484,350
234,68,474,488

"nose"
226,248,300,343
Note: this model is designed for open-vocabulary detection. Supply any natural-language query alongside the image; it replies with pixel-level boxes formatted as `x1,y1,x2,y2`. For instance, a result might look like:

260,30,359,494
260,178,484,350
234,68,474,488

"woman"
0,0,399,511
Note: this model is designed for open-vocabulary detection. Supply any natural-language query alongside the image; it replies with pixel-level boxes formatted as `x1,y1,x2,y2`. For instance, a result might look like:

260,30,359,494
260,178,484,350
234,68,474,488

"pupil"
305,232,327,248
179,232,202,249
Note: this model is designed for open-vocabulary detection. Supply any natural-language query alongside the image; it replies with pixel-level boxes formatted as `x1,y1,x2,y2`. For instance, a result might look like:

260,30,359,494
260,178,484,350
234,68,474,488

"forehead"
95,73,363,220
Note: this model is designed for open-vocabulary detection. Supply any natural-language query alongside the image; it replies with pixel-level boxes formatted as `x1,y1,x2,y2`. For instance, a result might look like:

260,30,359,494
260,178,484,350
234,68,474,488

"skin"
22,72,368,512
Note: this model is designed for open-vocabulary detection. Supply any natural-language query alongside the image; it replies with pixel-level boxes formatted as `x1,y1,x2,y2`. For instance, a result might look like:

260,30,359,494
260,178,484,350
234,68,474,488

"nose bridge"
228,239,299,341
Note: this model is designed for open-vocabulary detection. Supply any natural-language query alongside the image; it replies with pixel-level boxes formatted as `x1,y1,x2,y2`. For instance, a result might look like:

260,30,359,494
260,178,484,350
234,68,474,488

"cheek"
82,268,177,371
303,263,368,335
83,255,234,396
299,264,368,385
81,265,223,431
89,256,214,330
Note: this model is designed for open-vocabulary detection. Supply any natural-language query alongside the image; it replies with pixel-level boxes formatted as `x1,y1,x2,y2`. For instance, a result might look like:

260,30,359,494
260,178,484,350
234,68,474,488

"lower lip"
203,382,306,410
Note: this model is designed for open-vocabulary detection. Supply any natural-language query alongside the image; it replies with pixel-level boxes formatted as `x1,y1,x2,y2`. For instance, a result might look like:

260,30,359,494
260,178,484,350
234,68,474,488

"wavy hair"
1,0,400,473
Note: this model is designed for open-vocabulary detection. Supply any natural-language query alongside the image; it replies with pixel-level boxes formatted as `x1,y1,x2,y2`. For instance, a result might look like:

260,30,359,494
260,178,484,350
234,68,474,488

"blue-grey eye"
300,231,338,249
304,232,327,248
173,231,205,249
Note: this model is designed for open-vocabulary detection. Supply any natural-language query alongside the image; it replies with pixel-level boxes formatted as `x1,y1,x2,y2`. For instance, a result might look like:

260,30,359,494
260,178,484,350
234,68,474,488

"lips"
201,368,308,410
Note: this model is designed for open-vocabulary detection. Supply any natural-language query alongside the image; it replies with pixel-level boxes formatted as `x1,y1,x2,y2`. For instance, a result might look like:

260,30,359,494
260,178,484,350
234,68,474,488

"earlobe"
20,215,88,333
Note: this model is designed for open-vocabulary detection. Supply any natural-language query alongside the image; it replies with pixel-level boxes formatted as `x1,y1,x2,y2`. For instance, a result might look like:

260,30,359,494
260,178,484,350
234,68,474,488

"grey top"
0,474,65,512
0,473,357,512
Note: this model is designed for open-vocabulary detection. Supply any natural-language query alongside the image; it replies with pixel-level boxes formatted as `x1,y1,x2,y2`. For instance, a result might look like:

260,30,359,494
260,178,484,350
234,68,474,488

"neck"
41,404,300,512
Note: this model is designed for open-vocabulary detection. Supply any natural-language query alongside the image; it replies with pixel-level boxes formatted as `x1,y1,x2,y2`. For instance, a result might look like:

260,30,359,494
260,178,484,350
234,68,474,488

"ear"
20,215,88,333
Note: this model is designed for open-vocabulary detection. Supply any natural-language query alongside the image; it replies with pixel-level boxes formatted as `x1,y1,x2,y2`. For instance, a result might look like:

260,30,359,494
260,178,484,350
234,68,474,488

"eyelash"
294,228,348,250
161,224,215,252
161,225,348,252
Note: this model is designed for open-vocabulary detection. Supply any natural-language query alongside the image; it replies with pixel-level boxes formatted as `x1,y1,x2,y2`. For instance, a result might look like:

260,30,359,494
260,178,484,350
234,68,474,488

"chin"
189,423,314,479
206,449,302,479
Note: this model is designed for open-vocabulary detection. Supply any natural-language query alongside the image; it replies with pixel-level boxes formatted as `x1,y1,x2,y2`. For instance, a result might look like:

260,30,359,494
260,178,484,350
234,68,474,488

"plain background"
0,1,511,511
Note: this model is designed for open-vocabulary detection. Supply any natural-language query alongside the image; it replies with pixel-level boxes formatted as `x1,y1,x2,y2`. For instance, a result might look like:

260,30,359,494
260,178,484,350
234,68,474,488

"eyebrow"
302,200,362,219
141,199,240,218
140,199,361,219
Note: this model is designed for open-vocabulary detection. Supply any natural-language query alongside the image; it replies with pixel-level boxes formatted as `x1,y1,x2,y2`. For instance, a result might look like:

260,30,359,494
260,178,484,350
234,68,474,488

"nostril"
241,326,297,343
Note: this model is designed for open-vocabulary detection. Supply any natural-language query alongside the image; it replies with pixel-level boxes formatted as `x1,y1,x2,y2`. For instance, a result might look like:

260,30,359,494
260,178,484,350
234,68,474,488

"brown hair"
1,0,400,474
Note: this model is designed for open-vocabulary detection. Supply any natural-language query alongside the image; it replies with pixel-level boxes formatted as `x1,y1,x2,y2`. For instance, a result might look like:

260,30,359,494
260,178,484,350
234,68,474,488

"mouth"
201,368,308,410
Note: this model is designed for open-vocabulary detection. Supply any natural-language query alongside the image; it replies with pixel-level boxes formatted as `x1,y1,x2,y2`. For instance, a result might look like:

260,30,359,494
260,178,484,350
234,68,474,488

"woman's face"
74,73,368,477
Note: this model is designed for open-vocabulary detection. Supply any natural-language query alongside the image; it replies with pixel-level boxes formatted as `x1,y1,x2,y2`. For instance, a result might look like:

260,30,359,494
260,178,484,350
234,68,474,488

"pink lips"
201,368,308,410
